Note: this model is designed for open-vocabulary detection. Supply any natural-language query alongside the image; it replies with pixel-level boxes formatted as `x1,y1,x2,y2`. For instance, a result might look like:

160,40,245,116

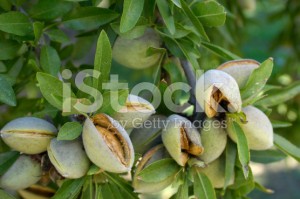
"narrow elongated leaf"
29,0,73,21
201,41,241,60
254,182,274,194
230,121,250,178
175,176,189,199
0,40,24,60
57,122,83,141
180,0,209,41
194,171,216,199
251,149,286,164
0,12,33,36
271,120,292,128
256,81,300,107
241,58,273,102
94,31,111,91
157,0,176,34
52,178,86,199
0,76,16,106
104,172,138,199
175,39,200,70
192,0,226,27
224,140,237,189
46,29,70,43
40,45,61,76
80,176,93,199
0,189,16,199
170,0,181,8
120,0,144,33
33,22,44,42
137,158,180,183
0,151,20,175
274,134,300,162
36,72,76,110
63,7,119,31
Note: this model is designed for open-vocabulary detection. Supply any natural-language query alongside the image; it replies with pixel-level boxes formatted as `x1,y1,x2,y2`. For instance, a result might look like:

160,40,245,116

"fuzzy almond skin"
227,106,274,150
161,115,202,166
47,138,90,179
112,28,162,69
82,115,134,173
0,117,57,154
217,59,259,89
195,70,242,118
197,156,234,188
199,119,227,164
113,95,155,129
0,155,42,190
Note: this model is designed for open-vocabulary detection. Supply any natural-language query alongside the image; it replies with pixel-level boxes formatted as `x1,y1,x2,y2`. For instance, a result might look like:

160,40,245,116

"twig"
180,60,205,123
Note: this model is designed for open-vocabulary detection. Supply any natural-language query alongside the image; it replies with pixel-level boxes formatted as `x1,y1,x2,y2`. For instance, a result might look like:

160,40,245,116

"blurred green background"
220,0,300,198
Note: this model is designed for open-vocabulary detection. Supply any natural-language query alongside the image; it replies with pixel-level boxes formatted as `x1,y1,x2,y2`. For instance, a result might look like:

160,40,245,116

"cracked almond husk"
195,69,242,118
161,115,204,166
82,113,134,173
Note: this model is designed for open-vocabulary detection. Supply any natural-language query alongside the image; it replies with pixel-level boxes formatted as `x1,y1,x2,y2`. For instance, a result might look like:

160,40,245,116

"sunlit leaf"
120,0,144,33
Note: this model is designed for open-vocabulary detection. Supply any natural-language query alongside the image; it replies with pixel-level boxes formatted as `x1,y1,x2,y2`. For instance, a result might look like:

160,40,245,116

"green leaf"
87,164,100,175
0,12,33,36
201,41,241,60
170,0,181,8
192,0,226,27
7,57,23,79
250,149,286,164
224,140,237,189
94,30,111,91
101,183,122,199
255,81,300,107
137,158,180,183
0,189,16,199
254,182,274,194
175,175,189,199
45,29,70,43
0,0,11,11
40,45,61,76
29,0,73,21
97,90,129,115
57,122,83,141
104,172,138,199
120,0,144,33
241,58,273,102
80,176,94,199
230,167,255,195
111,21,148,39
63,7,119,31
157,0,176,35
271,120,292,128
194,171,216,199
180,0,209,41
0,40,25,60
52,177,86,199
36,72,76,110
274,134,300,162
0,151,20,175
0,76,16,106
33,21,44,43
230,121,250,178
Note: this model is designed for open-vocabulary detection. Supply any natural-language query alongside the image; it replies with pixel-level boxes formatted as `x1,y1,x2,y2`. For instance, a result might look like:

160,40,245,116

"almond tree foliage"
0,0,300,199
